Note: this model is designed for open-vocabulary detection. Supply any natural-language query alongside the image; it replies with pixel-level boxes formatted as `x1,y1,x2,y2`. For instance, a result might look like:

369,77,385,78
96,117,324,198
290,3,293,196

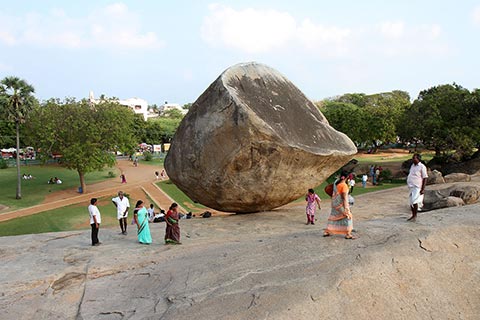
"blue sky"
1,1,479,105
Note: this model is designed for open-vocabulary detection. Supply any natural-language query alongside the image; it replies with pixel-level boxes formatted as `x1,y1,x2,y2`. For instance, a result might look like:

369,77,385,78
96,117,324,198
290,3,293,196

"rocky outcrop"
450,185,480,204
427,169,445,185
423,184,480,211
444,173,471,183
165,62,357,213
1,201,479,320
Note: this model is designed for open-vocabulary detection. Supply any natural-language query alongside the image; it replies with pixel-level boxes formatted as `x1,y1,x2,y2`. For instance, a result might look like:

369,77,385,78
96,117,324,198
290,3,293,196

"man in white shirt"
147,204,155,222
112,191,130,235
362,174,368,188
407,154,428,222
88,198,102,246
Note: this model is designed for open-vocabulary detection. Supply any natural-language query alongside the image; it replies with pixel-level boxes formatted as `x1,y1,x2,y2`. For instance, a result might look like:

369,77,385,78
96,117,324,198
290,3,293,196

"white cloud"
297,19,351,56
201,4,296,53
0,3,163,49
200,5,450,60
201,4,352,56
379,21,405,38
374,21,447,57
472,5,480,26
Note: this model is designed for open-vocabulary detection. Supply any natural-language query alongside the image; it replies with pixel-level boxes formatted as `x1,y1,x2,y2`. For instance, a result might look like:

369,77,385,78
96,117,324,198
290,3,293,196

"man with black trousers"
88,198,102,246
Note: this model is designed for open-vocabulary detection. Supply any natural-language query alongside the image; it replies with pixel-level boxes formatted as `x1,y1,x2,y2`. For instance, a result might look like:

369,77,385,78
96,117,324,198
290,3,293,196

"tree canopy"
0,76,36,199
399,84,480,158
26,98,136,192
319,90,410,150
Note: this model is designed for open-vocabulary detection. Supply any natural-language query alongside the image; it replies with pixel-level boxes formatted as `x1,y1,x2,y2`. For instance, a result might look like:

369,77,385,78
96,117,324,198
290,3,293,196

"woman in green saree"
133,200,152,244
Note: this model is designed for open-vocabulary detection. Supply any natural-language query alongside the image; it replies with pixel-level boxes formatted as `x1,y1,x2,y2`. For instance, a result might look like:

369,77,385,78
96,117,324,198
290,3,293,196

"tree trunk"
78,170,86,194
15,121,21,200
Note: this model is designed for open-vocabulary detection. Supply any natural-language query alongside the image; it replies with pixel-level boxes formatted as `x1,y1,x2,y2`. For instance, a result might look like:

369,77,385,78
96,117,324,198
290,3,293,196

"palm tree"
0,77,35,199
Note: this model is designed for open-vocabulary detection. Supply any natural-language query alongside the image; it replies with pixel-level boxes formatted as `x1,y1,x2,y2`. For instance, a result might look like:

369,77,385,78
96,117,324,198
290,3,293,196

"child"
305,188,321,225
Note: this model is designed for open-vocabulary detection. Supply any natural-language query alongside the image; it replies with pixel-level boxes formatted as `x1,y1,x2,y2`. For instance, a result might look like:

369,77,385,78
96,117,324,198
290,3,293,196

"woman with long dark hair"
133,200,152,244
165,202,181,244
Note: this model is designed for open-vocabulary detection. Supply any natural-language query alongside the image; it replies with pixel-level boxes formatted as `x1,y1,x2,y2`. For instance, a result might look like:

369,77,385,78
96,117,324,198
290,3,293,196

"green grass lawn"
157,180,207,212
0,196,122,237
0,165,118,211
139,157,165,166
355,152,434,164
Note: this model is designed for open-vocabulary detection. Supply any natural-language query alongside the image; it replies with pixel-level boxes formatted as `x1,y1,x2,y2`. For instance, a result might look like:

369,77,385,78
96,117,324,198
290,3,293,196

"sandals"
345,235,357,240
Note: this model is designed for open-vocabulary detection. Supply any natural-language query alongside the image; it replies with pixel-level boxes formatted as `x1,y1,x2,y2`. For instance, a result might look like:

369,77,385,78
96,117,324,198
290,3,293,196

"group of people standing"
305,153,428,240
369,165,383,186
89,154,427,247
88,190,182,246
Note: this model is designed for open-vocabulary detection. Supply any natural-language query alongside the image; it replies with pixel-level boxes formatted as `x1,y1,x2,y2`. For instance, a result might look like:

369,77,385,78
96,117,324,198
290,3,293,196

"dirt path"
0,160,179,222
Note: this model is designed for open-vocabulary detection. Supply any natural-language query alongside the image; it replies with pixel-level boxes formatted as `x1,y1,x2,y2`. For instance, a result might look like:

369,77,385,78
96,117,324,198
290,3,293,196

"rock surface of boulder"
427,169,445,185
165,62,357,213
444,173,471,183
423,183,480,210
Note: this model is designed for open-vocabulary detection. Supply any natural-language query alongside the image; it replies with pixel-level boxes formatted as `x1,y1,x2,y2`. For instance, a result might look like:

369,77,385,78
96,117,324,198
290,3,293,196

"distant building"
162,102,187,115
89,91,149,121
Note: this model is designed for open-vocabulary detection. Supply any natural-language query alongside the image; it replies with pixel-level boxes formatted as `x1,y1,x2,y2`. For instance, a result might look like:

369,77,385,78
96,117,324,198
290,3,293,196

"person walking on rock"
407,154,428,222
88,198,102,246
165,203,181,244
305,188,321,225
112,191,130,235
323,174,356,239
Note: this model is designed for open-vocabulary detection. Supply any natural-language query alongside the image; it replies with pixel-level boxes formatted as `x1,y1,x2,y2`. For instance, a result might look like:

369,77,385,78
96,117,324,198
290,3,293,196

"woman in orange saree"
323,175,355,239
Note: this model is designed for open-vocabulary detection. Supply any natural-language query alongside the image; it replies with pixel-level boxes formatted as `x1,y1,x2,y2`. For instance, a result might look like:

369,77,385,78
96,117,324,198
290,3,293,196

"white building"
89,91,149,121
162,102,187,115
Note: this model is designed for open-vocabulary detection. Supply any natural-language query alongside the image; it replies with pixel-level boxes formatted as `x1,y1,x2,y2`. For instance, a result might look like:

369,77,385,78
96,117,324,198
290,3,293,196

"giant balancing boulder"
164,62,357,213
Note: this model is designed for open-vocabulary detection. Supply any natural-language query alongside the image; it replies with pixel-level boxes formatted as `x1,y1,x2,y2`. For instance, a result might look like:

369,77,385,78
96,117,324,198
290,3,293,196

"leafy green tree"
26,98,136,193
144,120,164,145
132,113,147,144
155,117,182,143
320,90,410,151
162,108,184,119
0,76,36,199
320,101,365,146
403,84,476,157
0,119,16,147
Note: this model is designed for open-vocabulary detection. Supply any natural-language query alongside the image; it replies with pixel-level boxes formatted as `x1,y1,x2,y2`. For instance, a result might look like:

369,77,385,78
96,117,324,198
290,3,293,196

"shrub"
143,151,153,161
0,158,8,169
379,168,392,182
107,171,116,178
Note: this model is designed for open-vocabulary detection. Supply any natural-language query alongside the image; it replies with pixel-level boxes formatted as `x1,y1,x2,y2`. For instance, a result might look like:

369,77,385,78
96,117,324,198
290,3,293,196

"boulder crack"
417,238,432,252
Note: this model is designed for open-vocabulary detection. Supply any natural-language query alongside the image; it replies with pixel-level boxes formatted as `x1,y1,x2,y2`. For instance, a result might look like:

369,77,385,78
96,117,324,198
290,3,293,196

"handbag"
324,183,334,197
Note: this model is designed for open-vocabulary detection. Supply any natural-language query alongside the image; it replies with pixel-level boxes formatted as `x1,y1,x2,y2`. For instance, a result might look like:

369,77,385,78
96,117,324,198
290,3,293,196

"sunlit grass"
0,165,117,211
